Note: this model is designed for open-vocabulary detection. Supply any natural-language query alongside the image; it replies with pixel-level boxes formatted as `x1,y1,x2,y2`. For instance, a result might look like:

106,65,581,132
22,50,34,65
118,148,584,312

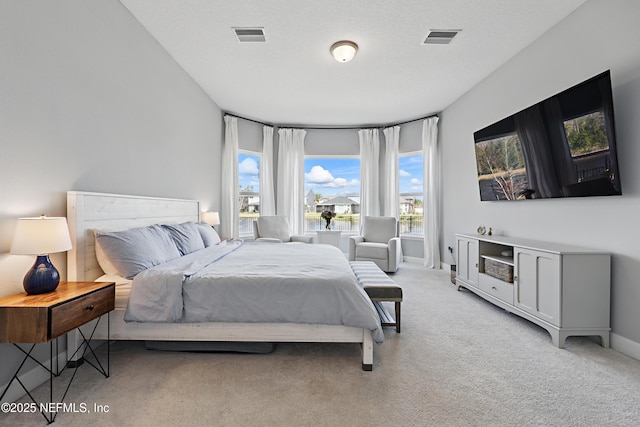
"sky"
238,153,260,192
238,153,424,196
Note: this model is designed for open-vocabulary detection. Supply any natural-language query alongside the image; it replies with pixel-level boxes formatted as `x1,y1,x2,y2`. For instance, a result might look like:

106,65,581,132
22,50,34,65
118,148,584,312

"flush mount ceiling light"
330,40,358,63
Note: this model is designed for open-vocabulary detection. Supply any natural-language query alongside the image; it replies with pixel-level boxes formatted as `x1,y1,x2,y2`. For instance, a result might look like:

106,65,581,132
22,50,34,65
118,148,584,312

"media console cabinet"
455,233,610,348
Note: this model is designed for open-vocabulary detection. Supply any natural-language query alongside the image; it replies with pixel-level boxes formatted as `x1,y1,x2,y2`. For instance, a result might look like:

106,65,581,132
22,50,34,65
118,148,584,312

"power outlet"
448,246,453,254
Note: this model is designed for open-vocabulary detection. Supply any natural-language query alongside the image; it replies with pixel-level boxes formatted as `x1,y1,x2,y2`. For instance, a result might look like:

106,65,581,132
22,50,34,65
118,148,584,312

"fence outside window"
238,212,424,236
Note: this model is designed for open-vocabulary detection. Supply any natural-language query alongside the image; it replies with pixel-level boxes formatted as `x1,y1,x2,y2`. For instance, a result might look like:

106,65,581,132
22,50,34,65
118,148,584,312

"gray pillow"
196,222,221,247
162,222,205,255
95,224,181,279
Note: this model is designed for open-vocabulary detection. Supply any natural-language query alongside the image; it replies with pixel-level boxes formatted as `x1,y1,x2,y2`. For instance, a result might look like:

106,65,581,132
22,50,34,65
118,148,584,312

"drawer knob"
491,286,497,291
86,304,94,311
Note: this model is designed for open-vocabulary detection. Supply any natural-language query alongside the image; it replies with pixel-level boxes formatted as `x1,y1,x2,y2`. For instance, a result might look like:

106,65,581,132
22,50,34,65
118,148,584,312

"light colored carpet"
4,263,640,426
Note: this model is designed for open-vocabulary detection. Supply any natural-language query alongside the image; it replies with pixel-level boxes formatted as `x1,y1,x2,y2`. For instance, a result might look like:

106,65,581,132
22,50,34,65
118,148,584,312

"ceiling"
120,0,586,127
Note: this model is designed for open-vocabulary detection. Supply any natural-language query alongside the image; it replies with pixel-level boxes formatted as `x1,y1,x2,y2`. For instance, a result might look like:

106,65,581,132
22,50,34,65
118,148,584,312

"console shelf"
455,233,611,348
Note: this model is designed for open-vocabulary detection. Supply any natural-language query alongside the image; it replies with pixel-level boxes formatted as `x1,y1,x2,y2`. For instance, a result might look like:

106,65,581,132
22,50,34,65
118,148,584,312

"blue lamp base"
23,255,60,295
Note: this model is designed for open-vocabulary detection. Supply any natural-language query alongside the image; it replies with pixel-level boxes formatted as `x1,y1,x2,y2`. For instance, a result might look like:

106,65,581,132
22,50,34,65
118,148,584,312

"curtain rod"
224,112,439,130
224,113,271,127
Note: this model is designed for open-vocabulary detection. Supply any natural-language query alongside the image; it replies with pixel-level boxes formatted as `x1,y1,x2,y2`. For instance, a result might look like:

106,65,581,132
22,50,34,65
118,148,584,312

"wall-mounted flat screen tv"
473,70,621,201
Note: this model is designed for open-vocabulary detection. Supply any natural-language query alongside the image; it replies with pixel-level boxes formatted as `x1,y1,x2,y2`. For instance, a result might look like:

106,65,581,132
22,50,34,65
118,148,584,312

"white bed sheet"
97,274,131,309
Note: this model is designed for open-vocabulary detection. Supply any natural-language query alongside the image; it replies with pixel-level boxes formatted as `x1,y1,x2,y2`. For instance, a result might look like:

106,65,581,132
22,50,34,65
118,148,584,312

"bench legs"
373,300,401,333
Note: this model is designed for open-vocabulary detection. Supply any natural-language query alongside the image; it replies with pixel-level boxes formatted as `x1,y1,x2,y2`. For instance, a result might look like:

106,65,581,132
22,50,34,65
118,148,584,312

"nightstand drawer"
50,285,115,339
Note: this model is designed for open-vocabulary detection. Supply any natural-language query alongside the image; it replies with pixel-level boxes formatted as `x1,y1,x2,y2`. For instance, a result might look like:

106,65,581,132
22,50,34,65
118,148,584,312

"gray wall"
0,0,223,398
440,0,640,354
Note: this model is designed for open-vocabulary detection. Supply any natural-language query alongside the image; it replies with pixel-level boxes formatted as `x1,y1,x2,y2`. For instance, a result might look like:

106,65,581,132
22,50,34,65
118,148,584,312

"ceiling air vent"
423,30,460,45
233,28,266,43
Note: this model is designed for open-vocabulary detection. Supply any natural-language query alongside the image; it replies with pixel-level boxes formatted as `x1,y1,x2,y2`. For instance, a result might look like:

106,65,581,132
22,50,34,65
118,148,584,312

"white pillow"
196,222,221,247
95,235,119,276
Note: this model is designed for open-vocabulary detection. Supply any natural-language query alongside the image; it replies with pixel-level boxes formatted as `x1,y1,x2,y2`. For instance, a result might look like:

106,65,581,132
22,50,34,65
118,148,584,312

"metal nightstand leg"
0,313,111,424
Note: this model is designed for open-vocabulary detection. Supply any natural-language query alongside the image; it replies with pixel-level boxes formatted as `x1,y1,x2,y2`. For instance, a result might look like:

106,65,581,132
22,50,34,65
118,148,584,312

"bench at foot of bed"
350,261,403,333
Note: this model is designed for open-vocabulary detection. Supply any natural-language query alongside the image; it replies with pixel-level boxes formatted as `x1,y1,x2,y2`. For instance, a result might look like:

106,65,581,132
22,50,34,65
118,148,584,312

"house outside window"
238,151,260,236
304,157,360,232
399,152,424,235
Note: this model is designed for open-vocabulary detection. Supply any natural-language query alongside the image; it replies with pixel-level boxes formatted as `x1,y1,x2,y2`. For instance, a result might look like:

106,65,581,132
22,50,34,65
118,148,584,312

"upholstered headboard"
67,191,200,281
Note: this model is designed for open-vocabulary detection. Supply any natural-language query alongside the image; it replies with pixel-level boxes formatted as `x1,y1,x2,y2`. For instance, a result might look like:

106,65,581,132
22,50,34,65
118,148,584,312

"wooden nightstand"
0,281,115,423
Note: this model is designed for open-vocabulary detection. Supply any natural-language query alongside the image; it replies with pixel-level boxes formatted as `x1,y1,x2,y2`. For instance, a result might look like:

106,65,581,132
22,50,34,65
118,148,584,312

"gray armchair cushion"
255,237,284,243
255,216,292,241
362,216,398,243
355,242,389,260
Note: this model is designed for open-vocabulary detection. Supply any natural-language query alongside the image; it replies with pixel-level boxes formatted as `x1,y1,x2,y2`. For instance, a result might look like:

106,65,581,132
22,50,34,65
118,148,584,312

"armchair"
348,216,402,272
253,216,315,243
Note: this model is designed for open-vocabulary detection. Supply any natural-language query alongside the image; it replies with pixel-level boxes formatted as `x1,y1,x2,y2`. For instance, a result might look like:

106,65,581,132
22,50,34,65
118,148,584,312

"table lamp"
10,215,73,295
202,211,220,229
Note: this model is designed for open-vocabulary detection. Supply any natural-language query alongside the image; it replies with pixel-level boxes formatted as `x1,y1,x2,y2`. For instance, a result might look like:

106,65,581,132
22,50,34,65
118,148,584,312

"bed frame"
66,191,374,370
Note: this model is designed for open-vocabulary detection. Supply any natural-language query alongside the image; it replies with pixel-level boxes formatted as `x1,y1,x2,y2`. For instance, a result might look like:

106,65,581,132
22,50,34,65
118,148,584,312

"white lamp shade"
202,211,220,226
331,41,358,62
10,216,73,255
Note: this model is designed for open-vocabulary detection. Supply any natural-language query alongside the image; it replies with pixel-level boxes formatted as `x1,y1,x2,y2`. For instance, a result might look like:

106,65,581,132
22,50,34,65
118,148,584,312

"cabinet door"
514,248,561,325
456,237,479,287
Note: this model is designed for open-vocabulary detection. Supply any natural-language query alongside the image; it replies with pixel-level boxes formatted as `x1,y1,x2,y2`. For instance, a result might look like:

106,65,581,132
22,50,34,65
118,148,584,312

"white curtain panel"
221,116,239,238
260,126,276,216
277,128,306,235
422,116,441,268
383,125,400,219
358,129,381,221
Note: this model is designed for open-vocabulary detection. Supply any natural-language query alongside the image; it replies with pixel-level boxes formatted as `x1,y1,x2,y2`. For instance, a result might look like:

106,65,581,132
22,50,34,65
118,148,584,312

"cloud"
238,157,259,175
334,177,347,187
411,178,420,185
305,165,334,184
399,169,411,177
305,166,359,194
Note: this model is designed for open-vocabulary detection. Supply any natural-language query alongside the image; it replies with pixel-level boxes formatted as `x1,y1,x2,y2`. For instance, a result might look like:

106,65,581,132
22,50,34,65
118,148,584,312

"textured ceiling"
120,0,586,127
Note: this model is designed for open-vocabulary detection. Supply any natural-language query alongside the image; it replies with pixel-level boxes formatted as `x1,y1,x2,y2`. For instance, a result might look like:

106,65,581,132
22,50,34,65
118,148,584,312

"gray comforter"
125,241,383,343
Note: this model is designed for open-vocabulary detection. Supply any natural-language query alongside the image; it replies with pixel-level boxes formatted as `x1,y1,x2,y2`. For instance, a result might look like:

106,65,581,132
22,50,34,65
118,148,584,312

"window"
399,153,424,235
238,151,260,236
304,157,360,232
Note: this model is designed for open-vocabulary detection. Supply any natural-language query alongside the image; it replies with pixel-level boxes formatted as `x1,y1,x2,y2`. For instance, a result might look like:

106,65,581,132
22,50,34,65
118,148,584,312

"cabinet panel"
456,237,478,288
456,237,469,280
514,248,560,325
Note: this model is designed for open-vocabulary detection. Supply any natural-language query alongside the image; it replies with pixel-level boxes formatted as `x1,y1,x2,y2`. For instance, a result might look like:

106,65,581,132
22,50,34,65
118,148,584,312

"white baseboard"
441,262,453,271
611,333,640,362
0,349,67,403
403,256,423,264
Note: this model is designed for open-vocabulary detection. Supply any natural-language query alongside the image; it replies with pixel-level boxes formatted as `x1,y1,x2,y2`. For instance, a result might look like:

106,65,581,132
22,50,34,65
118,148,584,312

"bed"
66,191,380,370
